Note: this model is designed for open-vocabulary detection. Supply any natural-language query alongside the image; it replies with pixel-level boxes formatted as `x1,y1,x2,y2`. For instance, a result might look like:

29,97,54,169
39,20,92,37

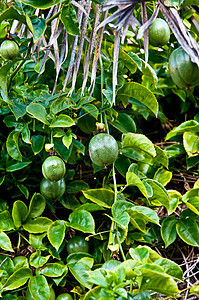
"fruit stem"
112,162,117,203
99,54,109,134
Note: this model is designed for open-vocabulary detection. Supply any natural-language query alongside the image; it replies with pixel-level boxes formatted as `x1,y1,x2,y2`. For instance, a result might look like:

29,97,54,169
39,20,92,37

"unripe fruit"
67,236,89,255
149,18,170,47
168,47,199,89
89,133,118,167
0,40,19,60
40,177,66,201
56,293,73,300
42,156,66,182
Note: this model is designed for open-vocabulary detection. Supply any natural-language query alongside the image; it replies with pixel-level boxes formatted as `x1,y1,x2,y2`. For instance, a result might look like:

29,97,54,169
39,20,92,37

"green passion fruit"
40,177,66,201
77,110,97,134
168,46,199,89
149,18,170,47
89,133,119,167
56,294,73,300
0,40,19,60
42,156,66,182
67,236,89,255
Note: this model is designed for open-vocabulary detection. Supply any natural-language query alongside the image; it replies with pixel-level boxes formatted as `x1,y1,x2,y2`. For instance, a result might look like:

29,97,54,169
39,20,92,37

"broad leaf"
3,268,32,291
12,200,28,228
23,217,53,233
40,263,67,277
176,218,199,246
83,189,115,208
122,133,156,157
161,216,177,248
50,115,75,128
6,130,22,161
127,206,160,226
144,179,170,210
28,193,46,219
0,211,14,231
165,120,199,140
47,220,66,251
68,210,95,234
21,0,65,9
28,275,50,300
27,103,50,125
126,171,148,198
117,82,158,116
0,231,14,252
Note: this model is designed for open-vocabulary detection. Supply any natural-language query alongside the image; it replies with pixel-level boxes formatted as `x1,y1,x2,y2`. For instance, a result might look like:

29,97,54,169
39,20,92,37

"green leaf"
154,258,183,281
0,62,14,102
117,82,158,116
183,132,199,157
21,0,65,8
83,189,115,208
168,190,181,215
126,171,148,198
68,210,95,234
28,193,46,219
29,252,51,268
161,216,177,248
47,220,66,251
154,145,169,169
190,284,199,295
31,17,47,42
176,218,199,246
27,103,50,125
184,197,199,215
62,134,72,149
0,211,14,231
23,217,53,233
144,179,170,210
3,268,32,291
6,130,22,161
122,133,156,157
6,159,31,172
66,180,89,194
50,114,75,127
28,275,50,300
0,231,14,252
137,264,179,296
119,48,137,74
110,112,136,133
0,7,26,24
17,183,29,199
31,135,45,155
67,256,94,289
112,200,134,217
127,206,160,226
61,5,80,36
40,263,67,277
153,167,172,186
12,200,28,228
81,104,99,119
50,96,72,115
165,120,199,140
13,256,29,271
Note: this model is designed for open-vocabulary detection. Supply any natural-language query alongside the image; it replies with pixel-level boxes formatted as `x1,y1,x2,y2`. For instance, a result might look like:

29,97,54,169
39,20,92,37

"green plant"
77,110,97,134
88,133,119,166
42,155,66,182
40,177,66,201
149,18,170,47
0,40,19,60
67,236,89,255
169,46,199,89
56,293,73,300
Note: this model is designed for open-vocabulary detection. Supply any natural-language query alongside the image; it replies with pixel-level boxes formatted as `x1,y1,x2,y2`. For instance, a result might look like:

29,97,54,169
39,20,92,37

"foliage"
0,0,199,299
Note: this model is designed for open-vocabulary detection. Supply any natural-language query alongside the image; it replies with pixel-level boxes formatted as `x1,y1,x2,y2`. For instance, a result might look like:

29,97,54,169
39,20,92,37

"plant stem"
46,10,61,24
112,162,117,203
117,231,126,261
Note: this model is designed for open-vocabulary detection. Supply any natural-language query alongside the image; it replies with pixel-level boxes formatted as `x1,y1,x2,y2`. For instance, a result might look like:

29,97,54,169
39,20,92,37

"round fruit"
169,47,199,89
77,110,97,134
67,236,89,255
0,40,19,60
149,18,170,47
42,156,66,182
40,177,66,201
89,133,118,167
56,293,73,300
